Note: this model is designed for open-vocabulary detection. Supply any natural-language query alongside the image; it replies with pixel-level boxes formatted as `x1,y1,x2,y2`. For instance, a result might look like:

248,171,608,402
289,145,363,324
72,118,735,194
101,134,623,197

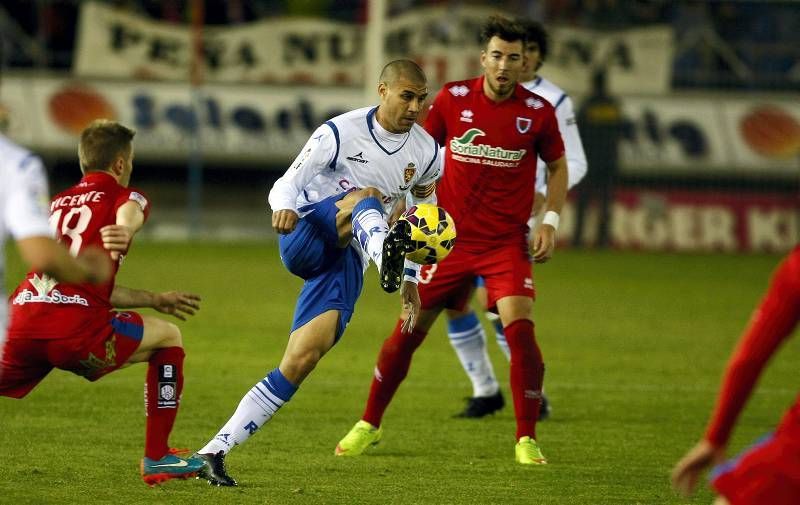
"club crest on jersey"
516,117,532,134
398,163,416,190
403,163,416,184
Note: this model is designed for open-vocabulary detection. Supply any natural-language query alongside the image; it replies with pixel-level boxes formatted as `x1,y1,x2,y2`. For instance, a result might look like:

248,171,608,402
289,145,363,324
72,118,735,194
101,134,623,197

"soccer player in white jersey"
0,132,111,347
446,19,588,419
194,60,442,486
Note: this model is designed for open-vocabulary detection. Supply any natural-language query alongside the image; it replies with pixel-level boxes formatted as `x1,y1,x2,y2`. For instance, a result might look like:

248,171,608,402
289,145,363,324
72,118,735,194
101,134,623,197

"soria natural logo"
450,128,526,161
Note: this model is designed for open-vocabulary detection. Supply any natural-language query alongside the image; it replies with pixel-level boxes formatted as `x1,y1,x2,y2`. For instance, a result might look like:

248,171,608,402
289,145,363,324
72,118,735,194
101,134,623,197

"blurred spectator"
572,69,622,249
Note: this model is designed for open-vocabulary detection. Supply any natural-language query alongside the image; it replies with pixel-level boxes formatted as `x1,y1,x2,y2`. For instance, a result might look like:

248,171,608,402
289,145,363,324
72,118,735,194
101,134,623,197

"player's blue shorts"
474,276,485,288
279,194,363,342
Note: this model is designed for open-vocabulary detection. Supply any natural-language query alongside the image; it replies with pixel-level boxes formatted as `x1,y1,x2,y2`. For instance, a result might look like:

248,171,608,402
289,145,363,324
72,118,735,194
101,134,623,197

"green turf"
1,243,796,504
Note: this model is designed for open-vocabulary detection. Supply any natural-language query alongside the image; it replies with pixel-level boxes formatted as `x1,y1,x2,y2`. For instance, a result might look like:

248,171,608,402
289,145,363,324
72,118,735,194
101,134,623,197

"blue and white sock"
448,311,499,397
352,197,388,271
199,368,297,456
490,316,511,361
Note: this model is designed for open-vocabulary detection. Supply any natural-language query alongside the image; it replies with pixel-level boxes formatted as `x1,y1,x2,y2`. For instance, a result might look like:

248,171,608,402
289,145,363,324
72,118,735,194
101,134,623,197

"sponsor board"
0,75,363,163
619,95,800,176
562,189,798,253
0,75,797,175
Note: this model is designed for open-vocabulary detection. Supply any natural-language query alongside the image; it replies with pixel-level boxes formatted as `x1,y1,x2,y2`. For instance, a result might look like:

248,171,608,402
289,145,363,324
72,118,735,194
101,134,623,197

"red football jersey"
7,172,149,339
425,76,565,249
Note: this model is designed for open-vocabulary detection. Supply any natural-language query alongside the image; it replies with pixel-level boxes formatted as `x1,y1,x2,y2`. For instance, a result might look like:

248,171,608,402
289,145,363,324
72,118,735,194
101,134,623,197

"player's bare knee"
158,320,183,349
344,187,383,205
361,187,383,200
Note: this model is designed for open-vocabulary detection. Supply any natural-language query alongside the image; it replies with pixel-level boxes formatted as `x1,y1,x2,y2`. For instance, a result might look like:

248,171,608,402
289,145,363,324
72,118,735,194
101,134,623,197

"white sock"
352,197,389,270
199,369,296,455
448,312,499,397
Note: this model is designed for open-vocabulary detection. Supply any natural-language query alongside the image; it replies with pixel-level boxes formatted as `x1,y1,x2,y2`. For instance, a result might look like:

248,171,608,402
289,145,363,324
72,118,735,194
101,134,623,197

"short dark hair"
379,59,426,86
519,19,549,62
480,15,526,48
78,120,136,173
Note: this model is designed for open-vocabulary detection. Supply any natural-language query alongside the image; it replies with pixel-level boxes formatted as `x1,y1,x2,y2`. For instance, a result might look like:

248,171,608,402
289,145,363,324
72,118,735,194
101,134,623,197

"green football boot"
515,436,547,465
335,420,383,456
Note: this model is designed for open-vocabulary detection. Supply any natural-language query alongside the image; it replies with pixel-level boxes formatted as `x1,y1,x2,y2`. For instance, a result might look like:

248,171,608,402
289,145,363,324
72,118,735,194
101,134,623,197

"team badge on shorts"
516,117,532,134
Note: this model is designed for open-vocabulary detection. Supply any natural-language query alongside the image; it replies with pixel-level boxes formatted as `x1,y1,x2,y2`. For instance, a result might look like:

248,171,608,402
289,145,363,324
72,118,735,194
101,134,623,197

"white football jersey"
0,134,53,335
269,106,442,267
523,76,588,194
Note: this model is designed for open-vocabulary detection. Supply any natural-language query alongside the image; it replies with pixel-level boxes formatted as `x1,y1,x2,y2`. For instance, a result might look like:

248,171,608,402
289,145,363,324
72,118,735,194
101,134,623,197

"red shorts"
418,241,534,312
0,311,144,398
711,398,800,505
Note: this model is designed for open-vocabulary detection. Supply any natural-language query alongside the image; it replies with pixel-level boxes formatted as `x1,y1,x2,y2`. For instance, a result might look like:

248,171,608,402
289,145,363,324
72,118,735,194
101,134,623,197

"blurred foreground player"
1,120,204,486
1,129,111,342
672,246,800,504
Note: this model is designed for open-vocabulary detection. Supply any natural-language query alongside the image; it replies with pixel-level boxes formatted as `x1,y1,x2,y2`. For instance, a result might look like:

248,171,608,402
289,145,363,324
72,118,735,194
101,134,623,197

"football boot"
334,420,383,456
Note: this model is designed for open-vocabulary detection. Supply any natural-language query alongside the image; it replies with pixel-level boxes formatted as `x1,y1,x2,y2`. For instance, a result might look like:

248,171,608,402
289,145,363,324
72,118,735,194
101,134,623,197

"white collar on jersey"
367,106,410,155
524,76,543,89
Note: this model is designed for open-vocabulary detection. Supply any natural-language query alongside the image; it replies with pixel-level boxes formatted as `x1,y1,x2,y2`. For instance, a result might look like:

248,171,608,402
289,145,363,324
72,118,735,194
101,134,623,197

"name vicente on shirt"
50,191,105,211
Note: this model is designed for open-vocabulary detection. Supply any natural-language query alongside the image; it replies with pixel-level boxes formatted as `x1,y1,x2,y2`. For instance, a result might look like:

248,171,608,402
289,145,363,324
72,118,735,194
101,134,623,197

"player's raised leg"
336,307,441,456
496,296,547,465
335,188,412,293
125,315,205,485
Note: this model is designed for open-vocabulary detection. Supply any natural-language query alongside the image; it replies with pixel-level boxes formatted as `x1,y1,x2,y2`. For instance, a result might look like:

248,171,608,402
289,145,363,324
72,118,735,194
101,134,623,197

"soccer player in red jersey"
0,120,204,485
672,246,800,504
337,16,568,464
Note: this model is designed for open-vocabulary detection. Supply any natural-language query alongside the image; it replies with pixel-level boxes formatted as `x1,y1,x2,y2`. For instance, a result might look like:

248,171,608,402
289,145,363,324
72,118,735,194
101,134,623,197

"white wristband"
403,258,421,284
542,211,560,231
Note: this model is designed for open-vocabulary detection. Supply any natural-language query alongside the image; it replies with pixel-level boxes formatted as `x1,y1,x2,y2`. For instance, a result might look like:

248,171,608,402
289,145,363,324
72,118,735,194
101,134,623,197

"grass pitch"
1,243,796,504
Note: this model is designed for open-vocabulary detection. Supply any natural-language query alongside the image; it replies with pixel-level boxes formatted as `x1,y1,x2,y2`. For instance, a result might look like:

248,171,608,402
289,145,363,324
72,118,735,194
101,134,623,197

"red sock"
504,319,544,440
144,346,185,460
362,320,427,427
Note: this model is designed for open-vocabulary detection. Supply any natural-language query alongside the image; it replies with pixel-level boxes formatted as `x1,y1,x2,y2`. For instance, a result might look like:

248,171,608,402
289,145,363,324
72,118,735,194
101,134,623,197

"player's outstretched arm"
111,286,201,321
672,250,800,498
16,237,111,285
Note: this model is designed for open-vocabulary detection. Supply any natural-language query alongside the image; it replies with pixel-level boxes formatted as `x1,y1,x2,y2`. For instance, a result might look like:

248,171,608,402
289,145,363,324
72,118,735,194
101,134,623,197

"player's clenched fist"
100,224,133,260
272,209,299,234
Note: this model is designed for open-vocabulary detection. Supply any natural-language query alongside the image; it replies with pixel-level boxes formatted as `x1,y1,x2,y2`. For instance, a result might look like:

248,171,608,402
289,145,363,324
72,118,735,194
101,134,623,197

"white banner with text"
74,2,672,94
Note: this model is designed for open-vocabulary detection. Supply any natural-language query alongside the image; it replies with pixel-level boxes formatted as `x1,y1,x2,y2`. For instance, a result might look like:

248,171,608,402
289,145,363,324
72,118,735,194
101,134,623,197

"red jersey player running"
1,120,204,486
336,16,568,464
672,246,800,505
